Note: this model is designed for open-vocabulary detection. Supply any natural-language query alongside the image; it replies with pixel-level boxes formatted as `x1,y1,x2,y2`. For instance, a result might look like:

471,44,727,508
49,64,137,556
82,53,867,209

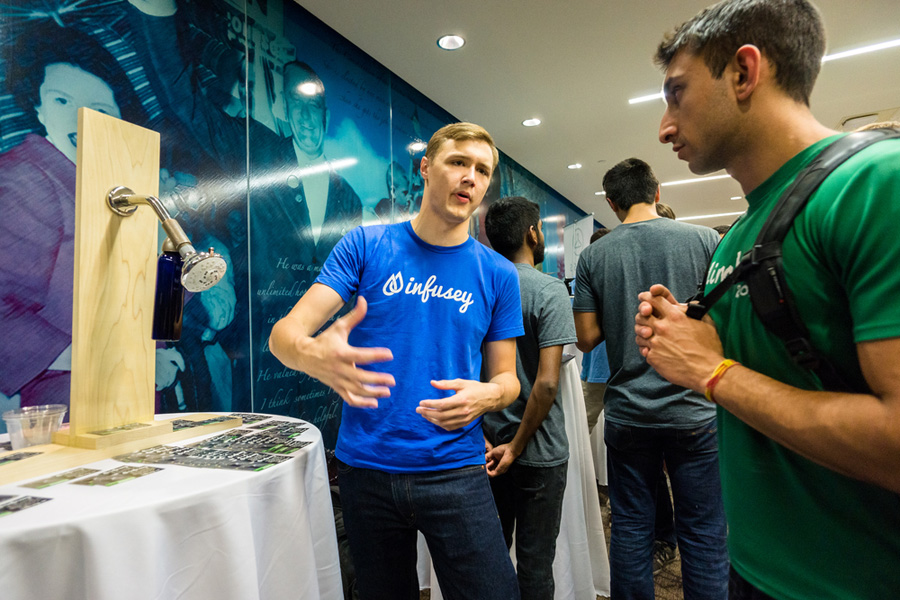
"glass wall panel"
0,0,588,443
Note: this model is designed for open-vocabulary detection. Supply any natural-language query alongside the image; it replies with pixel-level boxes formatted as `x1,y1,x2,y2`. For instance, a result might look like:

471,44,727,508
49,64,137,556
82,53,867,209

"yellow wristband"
704,359,739,403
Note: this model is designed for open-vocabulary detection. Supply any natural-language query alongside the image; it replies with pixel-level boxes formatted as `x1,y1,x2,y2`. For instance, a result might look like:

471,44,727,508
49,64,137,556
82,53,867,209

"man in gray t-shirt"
573,158,728,599
483,196,576,600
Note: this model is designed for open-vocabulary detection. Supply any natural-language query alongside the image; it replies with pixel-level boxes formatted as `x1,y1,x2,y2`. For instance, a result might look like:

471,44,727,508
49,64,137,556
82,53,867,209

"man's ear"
733,44,762,101
606,197,618,213
526,224,538,247
419,156,429,182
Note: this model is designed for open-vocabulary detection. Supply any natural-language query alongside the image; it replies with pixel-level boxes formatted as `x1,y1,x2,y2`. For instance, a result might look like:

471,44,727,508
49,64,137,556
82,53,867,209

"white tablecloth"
591,410,607,486
0,414,342,600
571,344,608,487
419,354,611,599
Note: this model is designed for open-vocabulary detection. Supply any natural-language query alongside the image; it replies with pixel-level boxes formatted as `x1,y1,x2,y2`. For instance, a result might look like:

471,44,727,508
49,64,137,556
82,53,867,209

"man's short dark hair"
590,227,610,244
713,224,732,235
654,0,826,106
485,196,540,260
602,158,659,212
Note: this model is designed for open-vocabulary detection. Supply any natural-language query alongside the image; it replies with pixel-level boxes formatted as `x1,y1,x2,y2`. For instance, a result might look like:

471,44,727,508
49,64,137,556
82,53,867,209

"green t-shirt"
707,134,900,599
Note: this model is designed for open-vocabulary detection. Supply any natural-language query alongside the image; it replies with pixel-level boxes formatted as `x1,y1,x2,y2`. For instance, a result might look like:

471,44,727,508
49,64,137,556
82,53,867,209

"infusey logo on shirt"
382,271,475,313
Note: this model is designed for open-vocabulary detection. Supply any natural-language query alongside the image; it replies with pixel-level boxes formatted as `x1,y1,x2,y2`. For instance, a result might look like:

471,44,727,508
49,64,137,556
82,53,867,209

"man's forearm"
574,311,603,353
712,365,900,494
508,380,557,455
269,283,345,376
269,316,315,373
484,371,521,412
479,338,521,413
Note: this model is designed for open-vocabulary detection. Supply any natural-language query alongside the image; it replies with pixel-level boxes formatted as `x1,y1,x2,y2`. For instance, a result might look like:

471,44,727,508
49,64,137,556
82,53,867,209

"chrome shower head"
181,247,227,292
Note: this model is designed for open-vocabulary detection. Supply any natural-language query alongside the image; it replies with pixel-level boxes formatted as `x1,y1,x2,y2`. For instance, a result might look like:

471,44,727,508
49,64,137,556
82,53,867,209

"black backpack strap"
687,128,900,391
684,257,747,321
685,212,749,320
757,129,900,242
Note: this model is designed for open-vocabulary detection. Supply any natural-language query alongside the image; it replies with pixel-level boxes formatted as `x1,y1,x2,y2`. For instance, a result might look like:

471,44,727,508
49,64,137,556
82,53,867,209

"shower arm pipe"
107,186,195,254
106,185,227,293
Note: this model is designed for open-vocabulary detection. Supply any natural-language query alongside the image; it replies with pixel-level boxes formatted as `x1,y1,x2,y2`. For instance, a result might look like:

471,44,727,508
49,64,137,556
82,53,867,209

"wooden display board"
54,108,167,447
0,111,247,484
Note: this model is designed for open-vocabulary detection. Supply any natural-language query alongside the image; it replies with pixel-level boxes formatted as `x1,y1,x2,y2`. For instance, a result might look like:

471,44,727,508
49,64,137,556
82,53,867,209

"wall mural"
0,0,586,446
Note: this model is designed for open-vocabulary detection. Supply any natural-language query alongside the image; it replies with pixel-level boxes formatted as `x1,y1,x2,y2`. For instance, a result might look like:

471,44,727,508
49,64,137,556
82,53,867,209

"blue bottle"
152,251,184,341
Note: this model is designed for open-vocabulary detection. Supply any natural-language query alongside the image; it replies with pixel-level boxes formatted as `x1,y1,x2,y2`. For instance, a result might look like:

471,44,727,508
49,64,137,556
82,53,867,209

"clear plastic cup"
2,404,68,450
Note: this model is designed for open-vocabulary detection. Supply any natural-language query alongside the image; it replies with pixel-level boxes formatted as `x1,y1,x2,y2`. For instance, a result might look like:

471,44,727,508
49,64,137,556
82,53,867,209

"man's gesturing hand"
310,296,395,407
416,379,502,431
274,294,395,409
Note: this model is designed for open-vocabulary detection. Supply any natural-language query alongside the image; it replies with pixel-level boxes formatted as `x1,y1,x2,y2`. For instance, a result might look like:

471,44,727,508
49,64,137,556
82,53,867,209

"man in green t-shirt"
634,0,900,598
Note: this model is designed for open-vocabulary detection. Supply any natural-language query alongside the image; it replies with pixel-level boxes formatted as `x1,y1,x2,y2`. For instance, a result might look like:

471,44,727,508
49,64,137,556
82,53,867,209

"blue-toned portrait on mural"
0,0,586,446
248,1,391,442
0,0,251,432
0,0,256,426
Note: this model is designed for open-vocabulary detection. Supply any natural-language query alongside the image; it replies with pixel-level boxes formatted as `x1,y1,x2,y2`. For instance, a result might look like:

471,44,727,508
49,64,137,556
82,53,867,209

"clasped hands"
484,438,521,477
304,296,493,430
634,284,725,394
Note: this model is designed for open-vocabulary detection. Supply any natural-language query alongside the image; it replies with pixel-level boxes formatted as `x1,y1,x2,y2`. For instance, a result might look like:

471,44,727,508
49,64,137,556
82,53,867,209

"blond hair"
656,202,677,220
425,122,499,170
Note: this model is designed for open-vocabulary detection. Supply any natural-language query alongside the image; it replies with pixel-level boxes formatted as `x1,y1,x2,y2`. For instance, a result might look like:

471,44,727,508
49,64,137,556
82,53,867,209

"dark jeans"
655,466,677,548
490,461,568,600
606,419,729,600
728,567,777,600
337,460,519,600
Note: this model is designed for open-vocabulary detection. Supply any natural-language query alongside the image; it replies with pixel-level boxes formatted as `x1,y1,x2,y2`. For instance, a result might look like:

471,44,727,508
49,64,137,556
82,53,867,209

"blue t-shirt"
316,221,524,472
581,342,610,383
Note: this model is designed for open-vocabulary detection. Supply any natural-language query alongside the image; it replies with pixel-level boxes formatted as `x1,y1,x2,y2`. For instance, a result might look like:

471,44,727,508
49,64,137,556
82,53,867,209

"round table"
0,413,342,600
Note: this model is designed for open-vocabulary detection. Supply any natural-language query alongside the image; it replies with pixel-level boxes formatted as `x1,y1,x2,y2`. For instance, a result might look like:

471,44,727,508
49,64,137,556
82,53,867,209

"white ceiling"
295,0,900,228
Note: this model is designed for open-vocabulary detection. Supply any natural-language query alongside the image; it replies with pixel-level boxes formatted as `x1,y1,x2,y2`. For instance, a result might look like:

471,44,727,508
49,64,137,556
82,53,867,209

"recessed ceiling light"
822,37,900,63
660,174,732,187
408,141,427,153
730,196,742,200
677,211,746,222
437,35,465,50
522,118,541,127
568,163,582,170
595,191,606,196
